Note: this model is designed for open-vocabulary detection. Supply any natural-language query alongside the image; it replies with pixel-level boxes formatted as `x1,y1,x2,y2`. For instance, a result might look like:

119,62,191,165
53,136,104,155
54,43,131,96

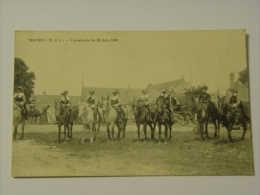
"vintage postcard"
12,30,253,177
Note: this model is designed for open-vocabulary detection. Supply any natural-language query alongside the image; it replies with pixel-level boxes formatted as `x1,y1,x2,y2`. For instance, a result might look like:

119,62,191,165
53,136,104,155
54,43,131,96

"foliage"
238,68,248,85
14,58,36,102
184,86,203,97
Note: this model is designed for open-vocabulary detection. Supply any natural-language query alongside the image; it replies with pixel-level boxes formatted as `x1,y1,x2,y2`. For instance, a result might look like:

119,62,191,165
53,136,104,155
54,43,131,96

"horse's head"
101,96,109,112
156,98,164,113
54,101,64,116
78,103,87,116
217,96,229,115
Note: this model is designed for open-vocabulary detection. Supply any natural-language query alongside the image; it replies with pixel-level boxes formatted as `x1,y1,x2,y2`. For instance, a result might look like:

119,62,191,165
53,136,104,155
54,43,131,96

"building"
146,77,191,94
225,72,250,103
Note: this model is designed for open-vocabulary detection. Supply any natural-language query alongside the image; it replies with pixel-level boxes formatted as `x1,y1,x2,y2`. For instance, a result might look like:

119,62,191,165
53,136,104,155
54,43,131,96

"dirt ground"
12,123,254,177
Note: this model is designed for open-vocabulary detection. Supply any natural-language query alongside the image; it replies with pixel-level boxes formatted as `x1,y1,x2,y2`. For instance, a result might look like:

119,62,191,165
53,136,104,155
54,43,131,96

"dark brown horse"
218,98,249,142
132,100,156,140
156,98,174,142
55,101,70,142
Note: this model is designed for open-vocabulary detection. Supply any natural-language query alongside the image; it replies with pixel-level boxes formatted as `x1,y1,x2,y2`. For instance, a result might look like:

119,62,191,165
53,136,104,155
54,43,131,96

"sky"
14,30,247,96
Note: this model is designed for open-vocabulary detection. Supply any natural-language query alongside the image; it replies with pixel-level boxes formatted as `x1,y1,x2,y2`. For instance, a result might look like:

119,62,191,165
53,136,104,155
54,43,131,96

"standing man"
168,90,181,112
229,89,239,124
13,86,28,119
110,90,125,122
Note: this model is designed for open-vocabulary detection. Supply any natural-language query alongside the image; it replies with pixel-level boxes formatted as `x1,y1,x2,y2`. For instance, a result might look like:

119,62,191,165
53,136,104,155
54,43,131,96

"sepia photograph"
12,30,253,177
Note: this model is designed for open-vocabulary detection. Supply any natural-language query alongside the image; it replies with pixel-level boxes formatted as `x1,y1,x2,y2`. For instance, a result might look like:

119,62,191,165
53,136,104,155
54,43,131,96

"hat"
169,89,176,94
112,90,120,95
201,86,208,90
89,90,95,93
61,90,68,95
17,86,24,91
161,89,167,94
230,89,238,93
141,89,149,93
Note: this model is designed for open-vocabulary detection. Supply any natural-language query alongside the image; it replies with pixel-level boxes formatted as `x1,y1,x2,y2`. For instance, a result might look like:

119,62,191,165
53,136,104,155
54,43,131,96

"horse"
27,107,41,124
132,100,156,140
191,102,209,140
71,105,79,124
78,103,97,143
13,103,26,140
156,97,174,142
54,101,70,142
218,98,249,142
207,101,221,138
101,96,127,140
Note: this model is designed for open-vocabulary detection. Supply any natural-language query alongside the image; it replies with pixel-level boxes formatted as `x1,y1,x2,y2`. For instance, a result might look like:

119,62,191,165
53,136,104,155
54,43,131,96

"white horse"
78,103,99,143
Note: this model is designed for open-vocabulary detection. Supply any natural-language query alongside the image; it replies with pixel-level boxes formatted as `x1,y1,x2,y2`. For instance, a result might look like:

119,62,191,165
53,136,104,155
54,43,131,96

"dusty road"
12,123,254,177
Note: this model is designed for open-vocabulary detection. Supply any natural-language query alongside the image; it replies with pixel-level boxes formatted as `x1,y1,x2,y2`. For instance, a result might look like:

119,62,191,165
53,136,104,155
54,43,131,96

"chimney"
230,73,234,88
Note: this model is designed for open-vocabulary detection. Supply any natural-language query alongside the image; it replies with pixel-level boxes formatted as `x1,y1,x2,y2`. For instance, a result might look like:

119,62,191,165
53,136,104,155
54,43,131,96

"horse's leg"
117,123,121,139
137,123,141,140
217,119,221,138
169,124,172,140
158,123,162,142
143,123,147,140
205,122,209,139
106,124,111,141
123,121,126,138
58,123,61,143
241,122,247,140
213,119,218,138
111,123,115,140
34,117,37,124
89,123,94,143
64,124,67,142
200,122,204,140
13,124,18,140
164,124,168,140
148,123,154,139
21,121,25,139
227,123,233,143
81,124,86,143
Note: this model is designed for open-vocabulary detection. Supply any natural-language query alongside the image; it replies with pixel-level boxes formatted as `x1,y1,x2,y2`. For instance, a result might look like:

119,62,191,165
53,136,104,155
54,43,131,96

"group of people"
14,85,240,124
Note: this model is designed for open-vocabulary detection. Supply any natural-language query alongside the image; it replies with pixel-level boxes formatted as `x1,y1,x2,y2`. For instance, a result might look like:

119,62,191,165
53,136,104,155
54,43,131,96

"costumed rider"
158,89,169,106
139,89,152,121
60,90,71,114
30,96,37,111
194,86,211,121
168,90,181,112
199,86,211,104
86,90,101,123
13,86,28,119
110,90,125,122
229,89,239,124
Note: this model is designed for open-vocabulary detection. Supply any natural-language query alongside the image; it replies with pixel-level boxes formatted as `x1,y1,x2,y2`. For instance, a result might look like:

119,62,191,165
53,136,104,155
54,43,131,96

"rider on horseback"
229,89,239,123
194,86,211,121
199,86,211,104
30,96,36,110
86,90,101,123
60,90,71,114
13,86,28,119
111,90,125,122
139,89,152,121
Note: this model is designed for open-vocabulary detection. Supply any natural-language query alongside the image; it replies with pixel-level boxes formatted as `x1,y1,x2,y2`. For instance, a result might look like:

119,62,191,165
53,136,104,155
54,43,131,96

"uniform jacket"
111,96,121,107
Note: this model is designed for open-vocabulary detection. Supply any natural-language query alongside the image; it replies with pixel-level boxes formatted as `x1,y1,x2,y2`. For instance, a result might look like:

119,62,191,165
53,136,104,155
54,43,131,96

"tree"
238,68,248,85
14,58,36,102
